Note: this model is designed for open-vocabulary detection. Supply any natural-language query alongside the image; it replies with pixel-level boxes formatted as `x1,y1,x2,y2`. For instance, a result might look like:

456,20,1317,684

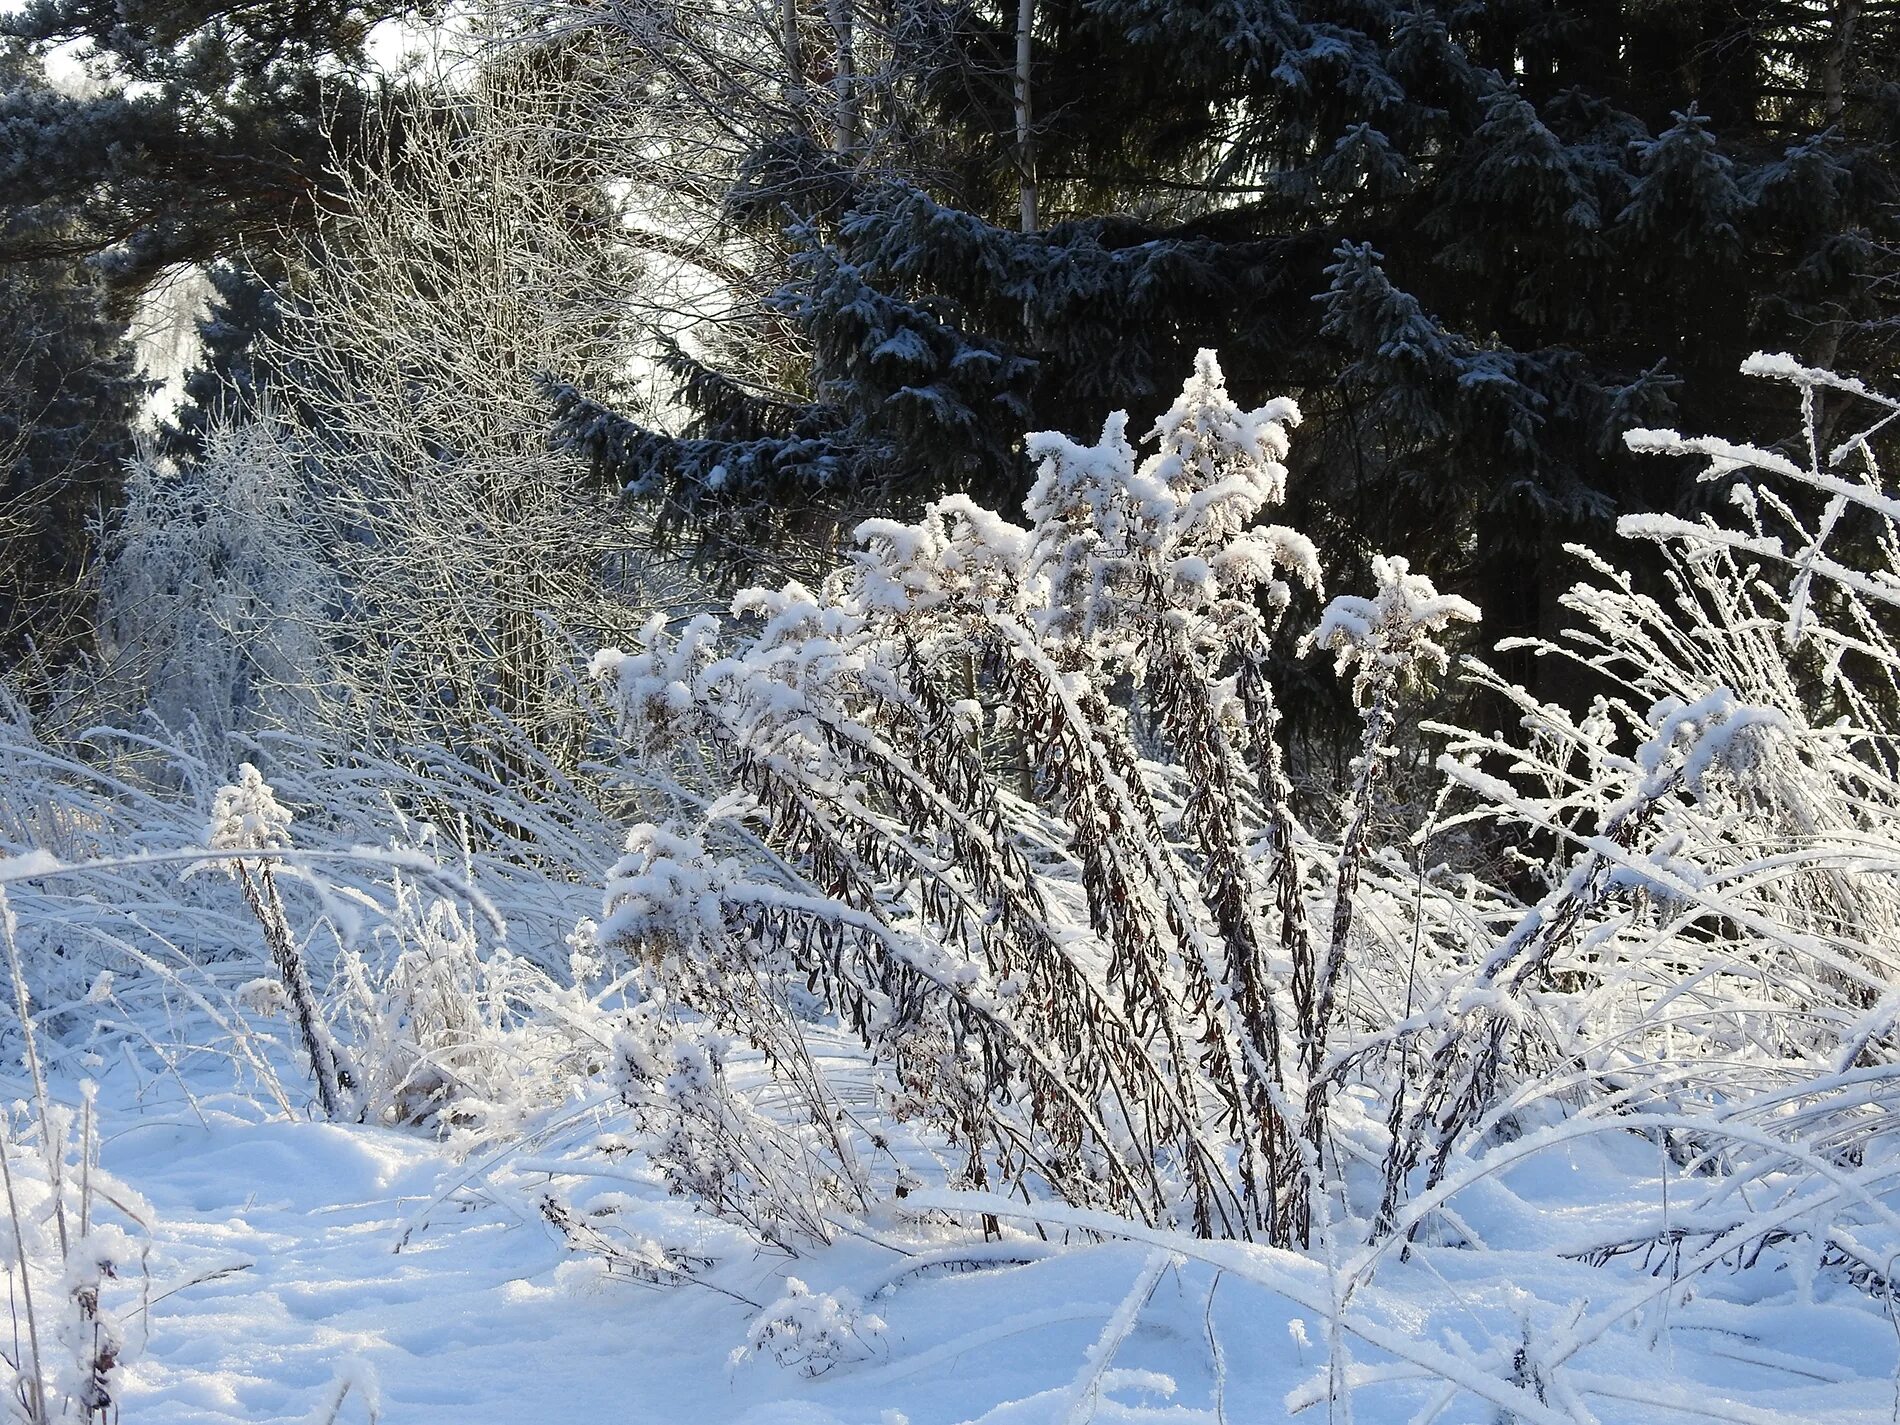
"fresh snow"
69,1062,1899,1424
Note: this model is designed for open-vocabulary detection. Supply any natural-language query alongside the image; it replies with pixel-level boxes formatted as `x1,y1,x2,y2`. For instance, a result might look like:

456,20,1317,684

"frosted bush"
602,986,842,1247
738,1278,886,1377
332,843,623,1146
1361,354,1900,1267
587,347,1900,1316
341,882,507,1132
0,1094,145,1425
97,422,339,745
592,352,1396,1247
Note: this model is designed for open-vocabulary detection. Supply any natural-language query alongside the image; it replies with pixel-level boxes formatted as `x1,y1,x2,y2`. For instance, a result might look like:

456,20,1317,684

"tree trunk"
826,0,856,153
1014,0,1037,232
782,0,804,119
1823,0,1861,124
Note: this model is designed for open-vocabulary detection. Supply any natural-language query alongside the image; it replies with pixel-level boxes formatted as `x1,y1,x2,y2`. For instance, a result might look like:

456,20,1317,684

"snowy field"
64,1056,1898,1425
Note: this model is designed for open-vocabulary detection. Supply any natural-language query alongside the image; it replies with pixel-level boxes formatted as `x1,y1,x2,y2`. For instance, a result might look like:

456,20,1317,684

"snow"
106,1094,1159,1425
11,1056,1866,1424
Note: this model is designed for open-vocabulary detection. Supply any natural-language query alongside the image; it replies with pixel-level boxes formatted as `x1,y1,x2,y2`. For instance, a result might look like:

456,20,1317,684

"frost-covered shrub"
1360,355,1900,1273
592,353,1410,1247
601,980,846,1247
737,1278,886,1377
333,860,620,1145
591,347,1900,1290
96,423,339,745
340,880,508,1132
0,1092,145,1425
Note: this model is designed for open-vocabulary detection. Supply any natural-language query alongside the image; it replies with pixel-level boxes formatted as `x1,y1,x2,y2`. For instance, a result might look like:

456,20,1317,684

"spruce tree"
165,263,290,456
557,0,1900,681
0,256,142,666
0,53,144,669
0,0,416,298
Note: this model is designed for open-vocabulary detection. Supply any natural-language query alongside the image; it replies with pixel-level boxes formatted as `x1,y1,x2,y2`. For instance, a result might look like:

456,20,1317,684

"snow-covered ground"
67,1063,1897,1425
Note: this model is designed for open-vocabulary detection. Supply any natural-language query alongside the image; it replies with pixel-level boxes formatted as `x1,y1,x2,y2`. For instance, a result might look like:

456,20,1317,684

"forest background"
0,3,1898,1422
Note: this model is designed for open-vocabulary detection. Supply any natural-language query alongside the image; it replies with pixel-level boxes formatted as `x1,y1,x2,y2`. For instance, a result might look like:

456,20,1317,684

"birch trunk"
1014,0,1037,232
